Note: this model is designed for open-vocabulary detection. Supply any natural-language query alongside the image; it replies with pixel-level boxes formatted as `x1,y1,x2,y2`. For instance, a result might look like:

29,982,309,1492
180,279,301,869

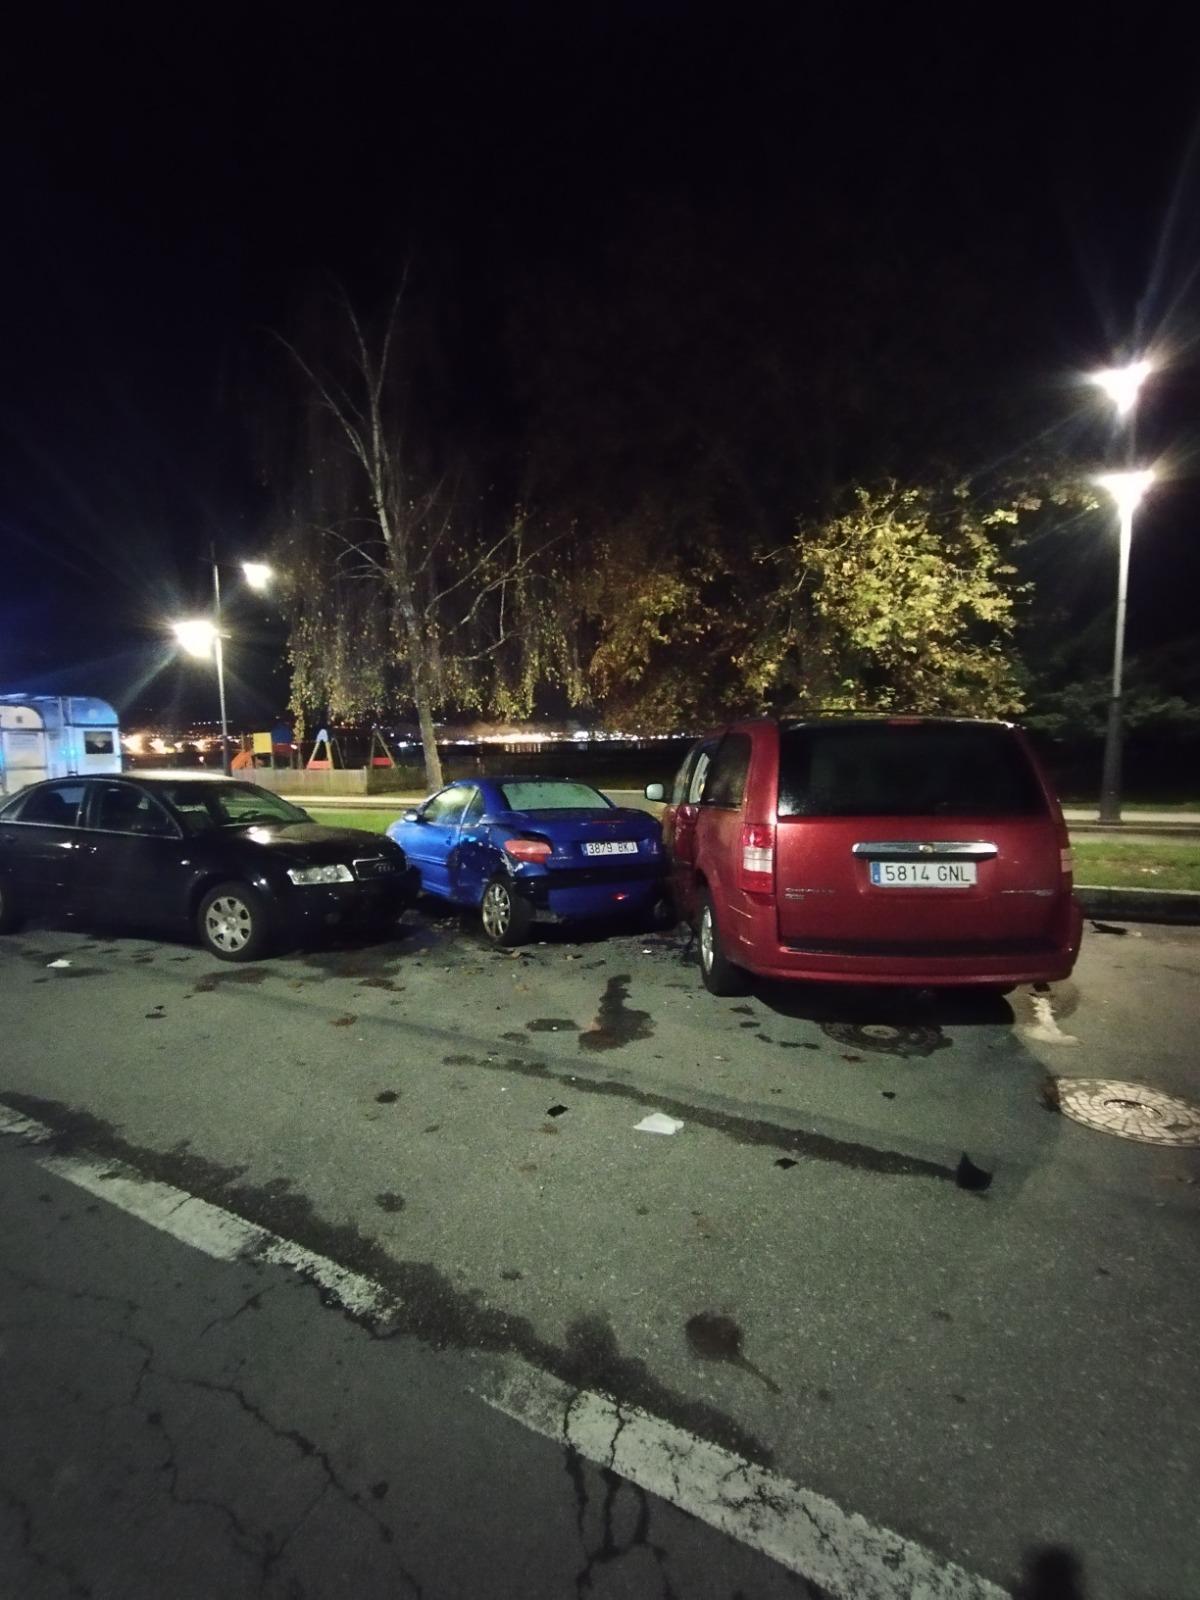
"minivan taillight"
1060,846,1074,879
740,822,775,893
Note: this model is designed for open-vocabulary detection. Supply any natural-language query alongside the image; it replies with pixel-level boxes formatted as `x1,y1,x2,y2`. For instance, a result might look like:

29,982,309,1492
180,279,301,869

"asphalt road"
2,903,1198,1599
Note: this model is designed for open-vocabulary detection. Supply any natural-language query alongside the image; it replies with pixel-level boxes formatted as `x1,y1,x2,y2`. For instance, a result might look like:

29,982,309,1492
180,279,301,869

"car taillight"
504,837,553,864
1060,847,1074,877
740,822,775,892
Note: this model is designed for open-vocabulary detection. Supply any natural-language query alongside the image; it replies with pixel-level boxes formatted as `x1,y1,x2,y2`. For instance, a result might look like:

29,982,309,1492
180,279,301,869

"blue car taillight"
504,837,553,864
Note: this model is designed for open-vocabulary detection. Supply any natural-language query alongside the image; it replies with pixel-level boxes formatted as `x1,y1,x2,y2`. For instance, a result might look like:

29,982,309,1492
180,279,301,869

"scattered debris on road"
954,1153,993,1192
634,1112,683,1135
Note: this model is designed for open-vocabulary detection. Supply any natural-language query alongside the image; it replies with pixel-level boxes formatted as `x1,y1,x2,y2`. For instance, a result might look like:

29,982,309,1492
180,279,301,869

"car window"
497,781,611,811
84,730,116,755
12,782,85,826
685,745,717,805
460,789,485,825
422,788,470,825
92,783,177,837
152,782,309,832
777,723,1047,818
702,733,751,808
670,749,697,806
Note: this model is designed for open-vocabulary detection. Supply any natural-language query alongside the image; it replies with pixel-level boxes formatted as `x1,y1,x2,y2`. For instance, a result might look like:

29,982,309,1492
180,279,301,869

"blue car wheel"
480,875,534,947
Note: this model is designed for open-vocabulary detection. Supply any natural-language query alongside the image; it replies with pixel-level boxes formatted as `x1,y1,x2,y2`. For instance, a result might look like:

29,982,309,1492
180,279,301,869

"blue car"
386,776,664,945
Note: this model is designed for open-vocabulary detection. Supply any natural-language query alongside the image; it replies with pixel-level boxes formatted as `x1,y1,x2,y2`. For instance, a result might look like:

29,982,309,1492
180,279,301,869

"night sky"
2,5,1198,727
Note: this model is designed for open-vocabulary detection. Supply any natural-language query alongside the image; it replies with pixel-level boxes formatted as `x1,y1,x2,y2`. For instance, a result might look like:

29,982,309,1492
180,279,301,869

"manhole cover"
819,1021,948,1059
1054,1079,1200,1146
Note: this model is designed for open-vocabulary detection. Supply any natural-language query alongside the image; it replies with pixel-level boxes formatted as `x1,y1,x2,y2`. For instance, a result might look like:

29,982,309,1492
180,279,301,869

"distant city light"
171,618,218,658
1095,468,1155,518
241,561,274,591
1090,359,1151,418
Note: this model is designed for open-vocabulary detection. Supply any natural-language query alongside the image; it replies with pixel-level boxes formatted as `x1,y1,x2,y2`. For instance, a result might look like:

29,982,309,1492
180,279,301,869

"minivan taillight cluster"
739,822,775,893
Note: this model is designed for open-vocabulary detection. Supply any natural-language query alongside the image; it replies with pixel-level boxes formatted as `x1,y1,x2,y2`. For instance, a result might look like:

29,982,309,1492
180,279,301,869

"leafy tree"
740,483,1031,716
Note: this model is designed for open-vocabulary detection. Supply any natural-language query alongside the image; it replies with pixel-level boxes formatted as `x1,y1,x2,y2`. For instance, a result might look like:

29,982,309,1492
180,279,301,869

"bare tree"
271,285,568,790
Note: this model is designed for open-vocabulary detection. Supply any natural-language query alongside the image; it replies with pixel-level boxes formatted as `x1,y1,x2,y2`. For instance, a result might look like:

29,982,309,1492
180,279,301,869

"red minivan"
646,718,1082,995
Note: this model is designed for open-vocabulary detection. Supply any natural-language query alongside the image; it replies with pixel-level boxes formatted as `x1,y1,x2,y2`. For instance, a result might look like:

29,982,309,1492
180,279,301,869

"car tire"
197,881,271,963
0,880,23,935
697,890,749,996
480,875,533,947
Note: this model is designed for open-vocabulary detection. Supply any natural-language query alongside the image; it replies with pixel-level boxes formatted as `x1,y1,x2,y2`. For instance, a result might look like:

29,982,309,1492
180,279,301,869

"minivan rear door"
773,722,1064,953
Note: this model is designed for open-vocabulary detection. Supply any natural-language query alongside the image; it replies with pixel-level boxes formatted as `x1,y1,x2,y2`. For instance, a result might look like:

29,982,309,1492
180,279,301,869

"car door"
76,781,190,928
667,738,719,918
0,780,87,909
399,786,471,898
448,786,490,904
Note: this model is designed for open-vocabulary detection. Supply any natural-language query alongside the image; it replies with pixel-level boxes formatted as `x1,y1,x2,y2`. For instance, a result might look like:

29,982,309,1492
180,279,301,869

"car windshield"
497,781,612,811
778,723,1047,818
151,782,310,833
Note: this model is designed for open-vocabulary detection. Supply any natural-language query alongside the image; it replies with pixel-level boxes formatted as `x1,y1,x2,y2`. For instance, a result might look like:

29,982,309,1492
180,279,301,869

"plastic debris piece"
634,1112,684,1135
47,959,71,969
774,1157,798,1170
546,1104,568,1118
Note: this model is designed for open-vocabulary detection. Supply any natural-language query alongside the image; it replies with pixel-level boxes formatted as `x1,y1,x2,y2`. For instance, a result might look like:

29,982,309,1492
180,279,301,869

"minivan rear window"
777,723,1046,818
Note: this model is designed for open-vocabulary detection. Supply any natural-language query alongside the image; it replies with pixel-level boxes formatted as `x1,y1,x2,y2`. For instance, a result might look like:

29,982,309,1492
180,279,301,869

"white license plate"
870,860,976,887
583,840,638,857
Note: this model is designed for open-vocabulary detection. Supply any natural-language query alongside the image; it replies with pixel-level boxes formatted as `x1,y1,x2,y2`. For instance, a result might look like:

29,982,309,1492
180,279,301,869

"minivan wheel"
480,876,533,947
197,882,270,962
0,880,23,935
697,891,749,996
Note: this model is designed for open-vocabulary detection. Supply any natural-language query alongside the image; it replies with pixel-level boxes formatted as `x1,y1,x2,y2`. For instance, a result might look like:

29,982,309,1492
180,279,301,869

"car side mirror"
403,809,421,823
643,783,666,802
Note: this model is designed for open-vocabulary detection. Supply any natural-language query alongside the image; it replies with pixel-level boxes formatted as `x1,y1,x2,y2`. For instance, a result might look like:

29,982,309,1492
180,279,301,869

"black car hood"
205,823,401,864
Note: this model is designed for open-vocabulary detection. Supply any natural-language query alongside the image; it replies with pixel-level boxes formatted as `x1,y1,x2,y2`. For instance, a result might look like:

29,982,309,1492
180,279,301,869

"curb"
1076,886,1200,926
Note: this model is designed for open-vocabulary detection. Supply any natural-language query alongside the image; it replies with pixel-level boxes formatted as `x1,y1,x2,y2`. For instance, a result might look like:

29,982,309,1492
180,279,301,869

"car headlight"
286,863,354,886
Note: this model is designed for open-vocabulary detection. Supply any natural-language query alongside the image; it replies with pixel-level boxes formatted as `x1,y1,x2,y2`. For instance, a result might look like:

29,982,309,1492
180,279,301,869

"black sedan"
0,774,416,960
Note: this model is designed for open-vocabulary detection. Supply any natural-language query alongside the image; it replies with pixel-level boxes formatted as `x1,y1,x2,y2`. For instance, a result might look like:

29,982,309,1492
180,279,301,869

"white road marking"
1022,994,1079,1046
480,1371,1007,1599
0,1101,1007,1599
0,1104,396,1322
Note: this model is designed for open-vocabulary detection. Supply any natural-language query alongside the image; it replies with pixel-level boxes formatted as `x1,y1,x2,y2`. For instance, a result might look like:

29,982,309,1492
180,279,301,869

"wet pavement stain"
578,975,653,1053
439,1053,959,1183
820,1020,949,1059
526,1018,578,1033
684,1312,780,1394
374,1192,406,1213
0,1090,773,1468
329,1014,357,1027
192,967,271,994
374,1091,400,1105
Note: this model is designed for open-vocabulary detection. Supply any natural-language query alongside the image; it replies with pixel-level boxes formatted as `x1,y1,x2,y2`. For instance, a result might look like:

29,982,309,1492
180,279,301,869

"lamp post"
1088,359,1153,826
1094,469,1154,824
170,555,275,775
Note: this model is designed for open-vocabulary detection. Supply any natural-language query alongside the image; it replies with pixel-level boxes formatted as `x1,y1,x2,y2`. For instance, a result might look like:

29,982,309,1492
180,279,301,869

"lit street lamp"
169,553,274,774
1089,359,1152,419
1095,469,1155,824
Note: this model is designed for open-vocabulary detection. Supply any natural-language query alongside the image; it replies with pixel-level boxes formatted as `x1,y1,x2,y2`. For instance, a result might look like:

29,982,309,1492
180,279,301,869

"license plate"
583,840,638,857
869,860,976,887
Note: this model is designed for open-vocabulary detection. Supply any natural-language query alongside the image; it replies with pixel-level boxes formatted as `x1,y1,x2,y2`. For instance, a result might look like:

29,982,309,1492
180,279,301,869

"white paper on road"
634,1112,684,1135
46,959,72,968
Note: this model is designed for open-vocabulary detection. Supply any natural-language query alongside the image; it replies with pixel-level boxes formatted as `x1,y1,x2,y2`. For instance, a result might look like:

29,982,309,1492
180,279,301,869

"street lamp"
1089,359,1152,419
1095,468,1155,824
170,553,274,774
